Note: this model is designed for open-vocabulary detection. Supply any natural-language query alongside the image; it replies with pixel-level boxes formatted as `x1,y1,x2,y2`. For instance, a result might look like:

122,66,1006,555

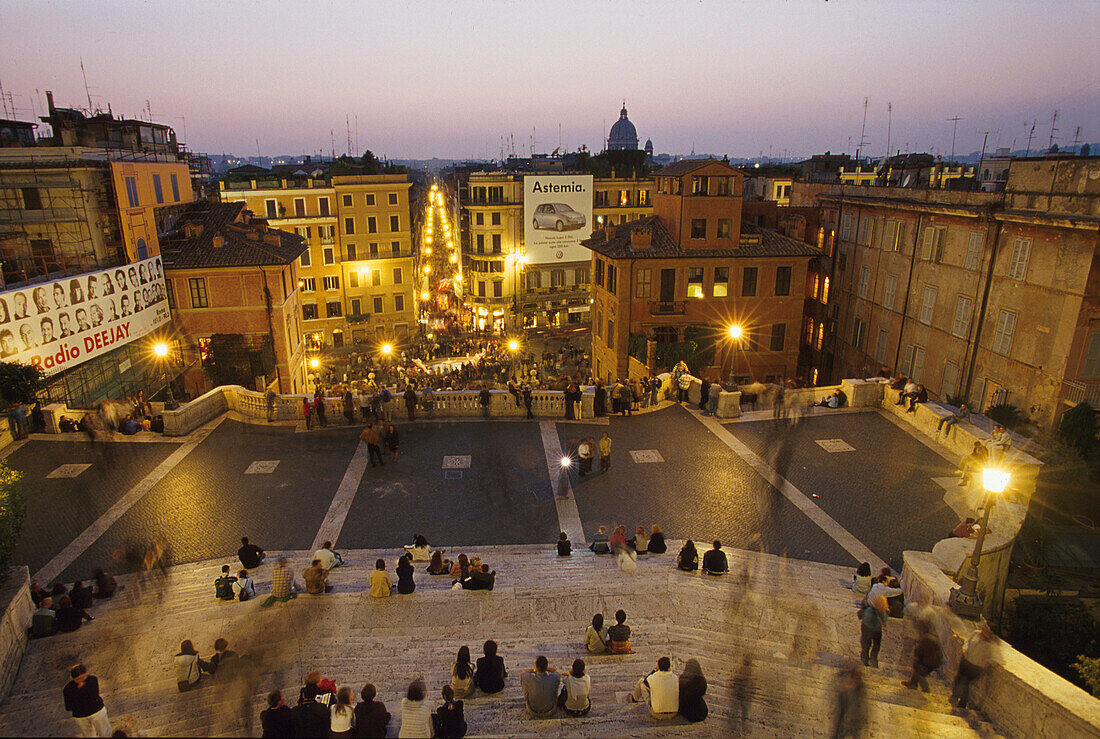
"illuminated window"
687,267,704,298
713,267,728,297
806,317,815,344
821,276,830,304
816,323,824,350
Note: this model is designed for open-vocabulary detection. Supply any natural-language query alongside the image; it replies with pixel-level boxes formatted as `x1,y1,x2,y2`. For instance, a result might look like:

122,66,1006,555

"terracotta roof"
581,215,821,259
160,201,307,269
653,158,739,177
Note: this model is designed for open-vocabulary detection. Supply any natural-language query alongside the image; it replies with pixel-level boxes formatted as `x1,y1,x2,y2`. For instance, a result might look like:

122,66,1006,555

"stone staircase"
0,544,1003,737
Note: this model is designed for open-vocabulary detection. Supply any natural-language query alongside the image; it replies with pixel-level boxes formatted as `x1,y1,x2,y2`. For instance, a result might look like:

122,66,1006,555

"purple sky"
2,1,1096,160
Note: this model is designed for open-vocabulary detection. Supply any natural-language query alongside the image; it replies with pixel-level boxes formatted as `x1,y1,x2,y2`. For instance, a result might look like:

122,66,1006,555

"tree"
0,461,25,576
1058,402,1098,458
0,362,45,407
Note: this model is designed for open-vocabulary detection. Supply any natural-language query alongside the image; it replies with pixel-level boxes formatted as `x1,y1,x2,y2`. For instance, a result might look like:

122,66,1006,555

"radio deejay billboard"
0,255,170,374
523,175,594,264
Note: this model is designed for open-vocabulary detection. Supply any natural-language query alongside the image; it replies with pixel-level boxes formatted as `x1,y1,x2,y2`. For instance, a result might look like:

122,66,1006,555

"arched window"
136,238,148,261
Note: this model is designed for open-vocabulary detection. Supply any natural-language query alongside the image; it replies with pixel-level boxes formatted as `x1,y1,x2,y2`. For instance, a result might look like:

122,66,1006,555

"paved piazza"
8,404,963,585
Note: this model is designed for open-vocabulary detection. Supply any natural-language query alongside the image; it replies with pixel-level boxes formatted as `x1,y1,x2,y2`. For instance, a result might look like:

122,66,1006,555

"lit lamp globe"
560,456,571,468
153,342,169,357
309,358,320,369
381,344,393,356
421,291,430,301
508,340,519,352
728,325,743,339
982,467,1010,494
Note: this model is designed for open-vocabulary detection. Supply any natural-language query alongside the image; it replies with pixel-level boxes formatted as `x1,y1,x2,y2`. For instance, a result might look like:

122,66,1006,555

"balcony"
649,300,686,315
1062,380,1100,407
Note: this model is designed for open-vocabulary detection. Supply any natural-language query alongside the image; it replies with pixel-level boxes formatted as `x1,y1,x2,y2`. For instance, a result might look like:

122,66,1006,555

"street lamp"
949,467,1010,619
723,324,744,383
381,343,393,356
153,342,179,410
310,358,320,369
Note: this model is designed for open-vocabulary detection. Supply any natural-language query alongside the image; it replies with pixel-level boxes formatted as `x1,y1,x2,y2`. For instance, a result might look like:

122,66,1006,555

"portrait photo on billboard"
523,175,594,264
0,256,170,374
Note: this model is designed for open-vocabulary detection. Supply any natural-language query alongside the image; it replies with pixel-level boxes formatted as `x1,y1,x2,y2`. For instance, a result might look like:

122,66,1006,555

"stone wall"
902,552,1100,738
0,567,31,703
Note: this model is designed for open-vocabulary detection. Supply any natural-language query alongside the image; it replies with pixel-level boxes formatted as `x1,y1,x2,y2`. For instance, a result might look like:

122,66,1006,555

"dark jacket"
474,655,507,694
679,673,708,722
63,676,104,718
353,701,391,738
648,533,667,554
678,546,699,571
461,570,495,591
290,699,331,738
433,699,467,738
260,704,294,738
238,543,265,569
396,559,415,594
702,549,728,575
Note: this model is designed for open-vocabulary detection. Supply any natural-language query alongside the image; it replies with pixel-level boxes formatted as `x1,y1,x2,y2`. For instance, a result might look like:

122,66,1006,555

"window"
607,264,617,294
551,269,565,287
493,281,502,298
125,177,139,207
770,323,786,351
323,246,335,265
713,267,729,297
821,276,830,304
636,268,651,298
816,323,824,351
373,297,384,314
188,277,208,308
21,187,42,210
318,197,330,216
742,267,758,297
691,176,709,195
346,244,357,261
716,178,731,196
390,215,399,231
851,316,866,350
638,189,649,205
477,281,486,297
595,191,609,207
527,270,542,289
388,192,398,205
883,220,900,252
607,319,614,347
921,227,946,262
170,174,180,201
342,194,353,207
492,234,501,253
367,216,377,233
775,266,791,296
595,310,602,338
1081,332,1100,380
840,213,853,241
594,259,604,287
942,361,961,399
326,301,342,318
883,275,897,311
491,212,501,225
392,241,400,255
320,225,335,243
302,303,318,320
301,277,316,292
394,294,405,311
805,317,815,344
992,309,1017,355
350,299,361,316
300,249,312,268
920,285,937,324
393,268,403,284
690,219,706,239
1007,237,1031,280
575,266,589,285
344,217,355,235
687,267,704,298
717,219,732,239
475,234,485,253
952,296,973,338
372,269,381,287
152,174,163,204
349,271,359,288
857,217,871,246
965,232,983,271
475,212,484,225
858,267,870,299
902,344,927,381
165,279,175,308
358,193,372,207
875,329,889,364
323,275,340,291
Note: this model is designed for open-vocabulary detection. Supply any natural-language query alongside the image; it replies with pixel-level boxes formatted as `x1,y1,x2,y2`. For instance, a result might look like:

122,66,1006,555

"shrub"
945,394,969,408
986,403,1026,430
0,362,45,407
1074,656,1100,697
0,461,24,576
1058,402,1098,458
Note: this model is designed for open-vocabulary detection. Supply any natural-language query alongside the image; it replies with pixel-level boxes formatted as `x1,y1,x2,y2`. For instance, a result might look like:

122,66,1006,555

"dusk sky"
1,0,1097,160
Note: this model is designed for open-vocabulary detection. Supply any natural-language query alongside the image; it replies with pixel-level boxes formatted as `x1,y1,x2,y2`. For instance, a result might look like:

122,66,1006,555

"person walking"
314,395,327,427
522,384,534,419
951,624,998,710
598,432,612,473
302,398,313,430
479,385,491,419
359,387,371,422
902,620,943,692
360,423,385,467
404,384,418,421
384,423,400,461
343,390,356,424
859,595,888,668
64,664,112,737
832,659,867,738
422,385,435,420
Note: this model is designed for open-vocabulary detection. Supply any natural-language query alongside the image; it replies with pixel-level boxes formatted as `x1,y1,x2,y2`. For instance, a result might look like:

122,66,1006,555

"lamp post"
949,467,1010,619
723,324,743,383
153,342,179,410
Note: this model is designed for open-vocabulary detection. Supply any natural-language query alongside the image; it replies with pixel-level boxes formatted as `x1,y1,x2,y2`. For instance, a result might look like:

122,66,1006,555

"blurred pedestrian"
831,659,867,738
859,595,888,668
902,620,942,692
951,623,998,710
679,658,709,723
730,654,752,727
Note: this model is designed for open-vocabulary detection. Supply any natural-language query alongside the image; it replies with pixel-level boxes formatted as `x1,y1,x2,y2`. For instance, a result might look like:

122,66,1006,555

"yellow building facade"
108,160,193,261
463,173,524,332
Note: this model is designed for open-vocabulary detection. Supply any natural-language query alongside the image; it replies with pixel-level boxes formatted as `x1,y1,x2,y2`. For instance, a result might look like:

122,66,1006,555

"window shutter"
902,345,914,377
921,228,934,260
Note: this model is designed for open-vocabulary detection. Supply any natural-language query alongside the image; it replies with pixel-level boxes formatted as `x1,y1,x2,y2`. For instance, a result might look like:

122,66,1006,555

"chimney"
46,91,55,115
264,231,281,246
630,225,652,251
212,235,224,248
603,225,615,242
240,209,251,224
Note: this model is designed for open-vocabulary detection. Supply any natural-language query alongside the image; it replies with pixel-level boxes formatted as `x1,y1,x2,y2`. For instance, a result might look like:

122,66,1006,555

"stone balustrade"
0,567,31,704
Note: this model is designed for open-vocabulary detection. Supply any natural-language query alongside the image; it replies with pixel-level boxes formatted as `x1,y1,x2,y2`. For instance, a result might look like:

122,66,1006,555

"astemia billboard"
0,255,171,374
523,175,594,265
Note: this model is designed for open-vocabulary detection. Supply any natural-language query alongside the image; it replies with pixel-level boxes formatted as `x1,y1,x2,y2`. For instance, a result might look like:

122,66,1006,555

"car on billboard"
532,203,586,232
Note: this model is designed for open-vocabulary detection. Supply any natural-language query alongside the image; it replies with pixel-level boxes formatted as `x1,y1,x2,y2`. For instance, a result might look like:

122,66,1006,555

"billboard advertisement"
0,256,171,375
523,175,594,264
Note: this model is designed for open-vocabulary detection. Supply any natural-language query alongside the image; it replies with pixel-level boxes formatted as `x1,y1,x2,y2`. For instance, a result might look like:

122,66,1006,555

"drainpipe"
963,216,1004,402
893,213,924,373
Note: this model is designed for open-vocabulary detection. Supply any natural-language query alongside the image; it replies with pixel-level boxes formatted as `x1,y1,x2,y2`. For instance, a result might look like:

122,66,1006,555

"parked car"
532,203,586,231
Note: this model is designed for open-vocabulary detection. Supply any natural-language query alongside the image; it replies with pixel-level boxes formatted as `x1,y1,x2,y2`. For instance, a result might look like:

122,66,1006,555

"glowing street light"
560,456,571,468
728,324,743,339
310,358,320,369
508,339,519,352
381,343,393,355
423,265,431,273
154,342,168,357
421,291,430,301
949,467,1011,618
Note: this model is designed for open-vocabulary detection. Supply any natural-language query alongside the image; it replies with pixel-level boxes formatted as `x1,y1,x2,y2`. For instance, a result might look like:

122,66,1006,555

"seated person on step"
628,657,679,718
701,541,728,575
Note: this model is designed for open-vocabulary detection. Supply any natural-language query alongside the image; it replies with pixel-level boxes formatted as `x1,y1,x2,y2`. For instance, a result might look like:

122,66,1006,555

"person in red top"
301,399,313,430
609,525,629,552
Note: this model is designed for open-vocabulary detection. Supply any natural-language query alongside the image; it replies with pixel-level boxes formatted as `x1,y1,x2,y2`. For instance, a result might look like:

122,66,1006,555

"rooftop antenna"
947,115,963,159
855,96,870,161
0,80,8,118
886,102,893,160
256,138,261,158
1048,110,1059,150
977,129,991,188
330,130,335,160
558,122,562,153
355,115,359,158
1071,125,1081,154
346,114,352,157
80,57,93,112
1024,120,1037,157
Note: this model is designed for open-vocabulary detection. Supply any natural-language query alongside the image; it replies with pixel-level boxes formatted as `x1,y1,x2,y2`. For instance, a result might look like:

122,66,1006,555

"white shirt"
563,673,591,712
577,442,591,459
645,670,679,714
330,704,354,733
313,548,337,571
398,698,433,738
404,544,432,562
867,582,903,603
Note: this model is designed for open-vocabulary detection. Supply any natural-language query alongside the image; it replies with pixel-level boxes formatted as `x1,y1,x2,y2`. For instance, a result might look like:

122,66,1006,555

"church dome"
608,104,638,151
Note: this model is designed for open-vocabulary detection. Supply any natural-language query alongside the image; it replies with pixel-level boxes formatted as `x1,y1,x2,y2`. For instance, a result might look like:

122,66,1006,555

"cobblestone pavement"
727,412,960,571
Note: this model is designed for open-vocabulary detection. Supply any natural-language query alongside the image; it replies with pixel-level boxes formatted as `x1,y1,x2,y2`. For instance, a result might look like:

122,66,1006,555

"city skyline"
1,0,1097,160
